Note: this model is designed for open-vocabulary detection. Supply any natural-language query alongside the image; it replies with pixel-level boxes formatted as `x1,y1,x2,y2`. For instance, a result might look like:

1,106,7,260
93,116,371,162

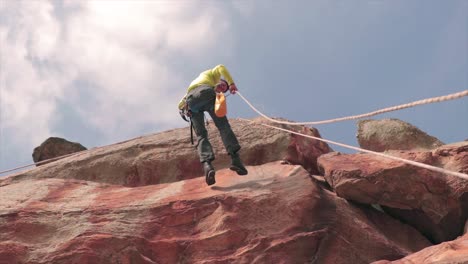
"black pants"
186,85,240,163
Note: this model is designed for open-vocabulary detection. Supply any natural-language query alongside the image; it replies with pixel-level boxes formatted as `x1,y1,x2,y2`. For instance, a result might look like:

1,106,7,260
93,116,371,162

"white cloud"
0,0,234,164
56,1,233,136
1,1,62,149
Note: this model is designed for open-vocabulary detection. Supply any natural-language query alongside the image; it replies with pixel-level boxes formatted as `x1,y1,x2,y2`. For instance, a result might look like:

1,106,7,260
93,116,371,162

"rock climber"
178,64,248,186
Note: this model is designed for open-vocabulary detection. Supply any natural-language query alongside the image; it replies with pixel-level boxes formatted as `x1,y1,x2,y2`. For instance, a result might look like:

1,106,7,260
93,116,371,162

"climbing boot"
203,161,216,186
229,153,248,175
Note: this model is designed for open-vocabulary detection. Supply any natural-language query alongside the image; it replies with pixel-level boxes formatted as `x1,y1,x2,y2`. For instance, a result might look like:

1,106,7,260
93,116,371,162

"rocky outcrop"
372,233,468,264
317,141,468,243
6,118,331,187
357,119,444,152
32,137,87,166
3,117,466,263
0,162,430,264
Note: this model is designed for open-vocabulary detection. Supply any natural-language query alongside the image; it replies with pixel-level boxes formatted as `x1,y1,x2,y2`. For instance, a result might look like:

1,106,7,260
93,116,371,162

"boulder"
7,118,331,187
317,142,468,243
357,119,444,152
372,233,468,264
32,137,87,166
0,162,431,264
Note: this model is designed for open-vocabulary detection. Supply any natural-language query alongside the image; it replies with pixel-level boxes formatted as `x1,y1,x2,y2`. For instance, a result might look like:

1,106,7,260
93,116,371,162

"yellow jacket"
178,64,235,109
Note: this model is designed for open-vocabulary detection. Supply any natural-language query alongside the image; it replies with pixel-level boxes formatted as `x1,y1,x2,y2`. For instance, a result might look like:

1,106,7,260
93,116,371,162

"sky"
0,0,467,176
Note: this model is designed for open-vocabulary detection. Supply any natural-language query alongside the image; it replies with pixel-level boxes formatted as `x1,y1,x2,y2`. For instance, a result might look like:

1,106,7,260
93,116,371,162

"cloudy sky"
0,0,467,175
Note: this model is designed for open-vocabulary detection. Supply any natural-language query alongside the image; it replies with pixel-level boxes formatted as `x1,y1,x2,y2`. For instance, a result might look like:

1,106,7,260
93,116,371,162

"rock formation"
8,118,331,187
357,119,444,152
32,137,87,166
1,117,466,263
318,142,468,243
0,163,431,264
372,233,468,264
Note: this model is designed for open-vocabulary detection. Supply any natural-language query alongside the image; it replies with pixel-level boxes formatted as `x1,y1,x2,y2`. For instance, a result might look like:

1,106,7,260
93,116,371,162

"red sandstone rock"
3,118,330,187
372,233,468,264
0,162,430,264
317,141,468,243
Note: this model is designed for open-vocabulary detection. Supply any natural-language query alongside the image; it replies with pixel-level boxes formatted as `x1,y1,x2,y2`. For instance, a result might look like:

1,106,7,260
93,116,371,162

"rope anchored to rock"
238,118,468,180
236,89,468,180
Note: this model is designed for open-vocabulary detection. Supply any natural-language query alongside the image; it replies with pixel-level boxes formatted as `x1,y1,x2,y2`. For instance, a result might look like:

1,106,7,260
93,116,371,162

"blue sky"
0,0,467,176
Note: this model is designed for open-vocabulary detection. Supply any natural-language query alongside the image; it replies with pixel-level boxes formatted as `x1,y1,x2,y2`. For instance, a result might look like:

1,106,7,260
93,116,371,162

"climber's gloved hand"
229,83,238,94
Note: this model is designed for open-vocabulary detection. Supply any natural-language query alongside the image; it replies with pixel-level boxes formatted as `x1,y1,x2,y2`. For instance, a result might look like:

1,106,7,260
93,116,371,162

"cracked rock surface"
318,141,468,243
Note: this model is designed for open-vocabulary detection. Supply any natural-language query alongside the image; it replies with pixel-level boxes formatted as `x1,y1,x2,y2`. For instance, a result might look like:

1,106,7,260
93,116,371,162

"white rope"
2,90,466,176
237,90,468,126
239,118,468,180
0,151,85,175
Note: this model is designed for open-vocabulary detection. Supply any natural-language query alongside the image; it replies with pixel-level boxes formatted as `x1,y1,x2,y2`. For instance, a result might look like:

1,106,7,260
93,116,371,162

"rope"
237,90,468,126
2,90,466,176
239,118,468,180
0,151,85,175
